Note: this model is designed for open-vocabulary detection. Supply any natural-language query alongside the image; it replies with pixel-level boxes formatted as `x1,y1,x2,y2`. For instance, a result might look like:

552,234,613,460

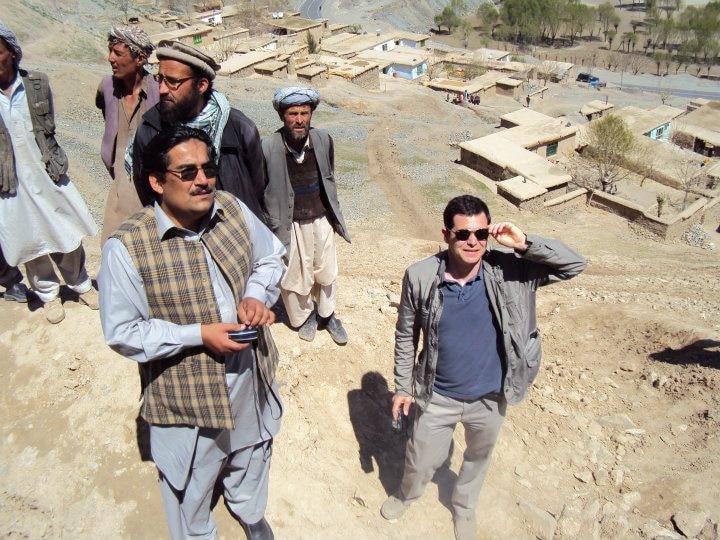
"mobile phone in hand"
392,409,405,433
227,328,258,343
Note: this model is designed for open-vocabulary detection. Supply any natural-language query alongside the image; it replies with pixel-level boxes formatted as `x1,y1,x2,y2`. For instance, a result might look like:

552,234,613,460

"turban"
0,21,22,67
272,87,320,111
155,40,219,80
108,25,154,58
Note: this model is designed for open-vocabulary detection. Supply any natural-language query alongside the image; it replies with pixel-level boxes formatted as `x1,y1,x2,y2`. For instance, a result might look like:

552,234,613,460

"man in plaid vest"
98,125,285,540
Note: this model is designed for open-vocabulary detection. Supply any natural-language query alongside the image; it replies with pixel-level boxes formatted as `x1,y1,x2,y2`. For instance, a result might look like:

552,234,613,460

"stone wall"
590,190,720,242
460,148,505,180
350,66,380,90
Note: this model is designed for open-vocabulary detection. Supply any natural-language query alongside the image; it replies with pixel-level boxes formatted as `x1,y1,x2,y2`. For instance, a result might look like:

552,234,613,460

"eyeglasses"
164,163,218,181
153,73,195,90
451,228,489,241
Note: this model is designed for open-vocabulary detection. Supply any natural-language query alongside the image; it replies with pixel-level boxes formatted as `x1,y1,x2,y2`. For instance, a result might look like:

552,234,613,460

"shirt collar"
283,131,312,164
153,195,227,240
1,73,23,101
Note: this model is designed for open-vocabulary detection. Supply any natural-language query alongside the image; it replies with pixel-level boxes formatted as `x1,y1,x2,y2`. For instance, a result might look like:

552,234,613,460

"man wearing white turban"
0,21,98,323
263,87,351,344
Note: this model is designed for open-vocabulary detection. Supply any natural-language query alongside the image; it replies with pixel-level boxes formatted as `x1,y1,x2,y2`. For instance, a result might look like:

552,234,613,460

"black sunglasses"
451,228,489,241
164,163,218,181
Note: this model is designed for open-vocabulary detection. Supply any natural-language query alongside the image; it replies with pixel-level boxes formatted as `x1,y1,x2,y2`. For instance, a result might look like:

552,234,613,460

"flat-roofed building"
328,59,379,89
427,70,519,98
219,50,278,76
580,99,615,121
268,16,326,43
612,104,685,141
356,46,429,79
672,101,720,157
297,64,328,83
459,110,578,207
151,24,214,46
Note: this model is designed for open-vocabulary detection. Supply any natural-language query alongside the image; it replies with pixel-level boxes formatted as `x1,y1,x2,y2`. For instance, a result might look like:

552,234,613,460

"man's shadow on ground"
347,371,458,510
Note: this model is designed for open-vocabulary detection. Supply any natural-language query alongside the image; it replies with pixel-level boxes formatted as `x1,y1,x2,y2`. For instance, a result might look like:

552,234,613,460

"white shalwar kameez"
0,76,97,301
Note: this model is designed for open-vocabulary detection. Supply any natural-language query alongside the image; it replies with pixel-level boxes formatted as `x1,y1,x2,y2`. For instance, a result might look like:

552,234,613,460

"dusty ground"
1,2,720,539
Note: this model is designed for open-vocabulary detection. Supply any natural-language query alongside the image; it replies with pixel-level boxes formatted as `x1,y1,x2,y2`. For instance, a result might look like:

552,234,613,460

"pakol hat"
156,40,220,80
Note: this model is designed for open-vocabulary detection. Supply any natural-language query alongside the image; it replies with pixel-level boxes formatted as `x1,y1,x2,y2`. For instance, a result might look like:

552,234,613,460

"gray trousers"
0,247,22,289
399,391,506,518
24,244,91,303
159,440,273,540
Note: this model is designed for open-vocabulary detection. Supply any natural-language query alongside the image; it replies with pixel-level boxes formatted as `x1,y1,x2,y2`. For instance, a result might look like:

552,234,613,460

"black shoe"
241,517,274,540
322,313,348,345
3,283,28,303
298,312,317,342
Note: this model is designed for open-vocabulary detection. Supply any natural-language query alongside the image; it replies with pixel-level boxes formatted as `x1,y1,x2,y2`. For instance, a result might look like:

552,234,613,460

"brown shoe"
78,288,99,310
44,298,65,324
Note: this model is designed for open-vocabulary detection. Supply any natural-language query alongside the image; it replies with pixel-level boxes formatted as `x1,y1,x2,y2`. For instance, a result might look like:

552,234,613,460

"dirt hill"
1,2,719,539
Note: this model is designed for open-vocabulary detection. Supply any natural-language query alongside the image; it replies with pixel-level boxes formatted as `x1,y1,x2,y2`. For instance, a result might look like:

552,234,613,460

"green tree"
500,0,544,43
607,28,617,49
598,2,618,37
566,2,594,45
477,2,500,37
541,0,567,45
581,114,637,194
306,32,319,54
459,19,474,47
451,0,469,16
434,6,461,33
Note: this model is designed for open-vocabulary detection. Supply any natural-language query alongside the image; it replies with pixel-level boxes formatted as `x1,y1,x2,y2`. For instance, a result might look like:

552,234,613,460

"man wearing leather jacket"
381,195,586,540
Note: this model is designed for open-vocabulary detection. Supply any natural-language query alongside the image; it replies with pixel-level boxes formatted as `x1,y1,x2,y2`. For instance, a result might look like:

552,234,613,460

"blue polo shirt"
433,270,503,400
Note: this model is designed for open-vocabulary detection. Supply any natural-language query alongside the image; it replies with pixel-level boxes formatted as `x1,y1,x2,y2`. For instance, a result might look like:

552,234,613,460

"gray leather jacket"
394,234,586,409
262,128,350,251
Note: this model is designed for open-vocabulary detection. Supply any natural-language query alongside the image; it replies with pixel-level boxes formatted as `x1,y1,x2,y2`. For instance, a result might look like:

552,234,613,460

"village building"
327,59,380,89
612,104,685,141
268,15,326,44
296,64,328,83
218,49,278,76
320,31,427,59
150,24,214,46
459,109,578,208
671,100,720,157
356,46,429,79
580,99,615,121
426,70,523,100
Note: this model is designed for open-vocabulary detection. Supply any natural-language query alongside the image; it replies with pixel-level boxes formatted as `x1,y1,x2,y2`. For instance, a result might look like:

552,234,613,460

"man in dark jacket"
128,41,266,221
381,195,586,540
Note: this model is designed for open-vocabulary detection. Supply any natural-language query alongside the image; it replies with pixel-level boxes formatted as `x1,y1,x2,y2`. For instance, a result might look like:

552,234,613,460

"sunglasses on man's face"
153,73,195,91
164,163,218,182
451,228,490,241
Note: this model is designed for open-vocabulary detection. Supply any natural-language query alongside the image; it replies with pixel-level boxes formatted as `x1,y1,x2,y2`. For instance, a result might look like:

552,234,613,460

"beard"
159,85,202,125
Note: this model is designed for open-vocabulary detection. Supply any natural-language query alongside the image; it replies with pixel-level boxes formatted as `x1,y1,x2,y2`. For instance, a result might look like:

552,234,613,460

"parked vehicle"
576,72,598,83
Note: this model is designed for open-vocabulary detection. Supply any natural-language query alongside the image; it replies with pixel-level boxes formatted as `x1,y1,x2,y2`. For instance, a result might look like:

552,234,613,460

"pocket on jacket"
33,99,50,116
506,298,528,326
524,330,542,369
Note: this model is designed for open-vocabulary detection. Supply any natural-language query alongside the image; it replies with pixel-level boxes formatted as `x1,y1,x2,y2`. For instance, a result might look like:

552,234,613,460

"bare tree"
674,158,705,210
570,114,637,202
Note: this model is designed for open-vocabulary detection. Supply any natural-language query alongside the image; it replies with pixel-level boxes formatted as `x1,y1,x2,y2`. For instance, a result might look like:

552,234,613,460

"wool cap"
0,21,22,67
155,40,220,80
272,87,320,111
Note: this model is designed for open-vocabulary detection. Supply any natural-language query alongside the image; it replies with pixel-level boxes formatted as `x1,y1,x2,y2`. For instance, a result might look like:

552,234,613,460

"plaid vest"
113,191,277,429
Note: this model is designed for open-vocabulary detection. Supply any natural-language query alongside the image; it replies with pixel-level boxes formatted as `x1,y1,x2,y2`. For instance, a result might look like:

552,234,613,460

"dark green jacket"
0,69,68,195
